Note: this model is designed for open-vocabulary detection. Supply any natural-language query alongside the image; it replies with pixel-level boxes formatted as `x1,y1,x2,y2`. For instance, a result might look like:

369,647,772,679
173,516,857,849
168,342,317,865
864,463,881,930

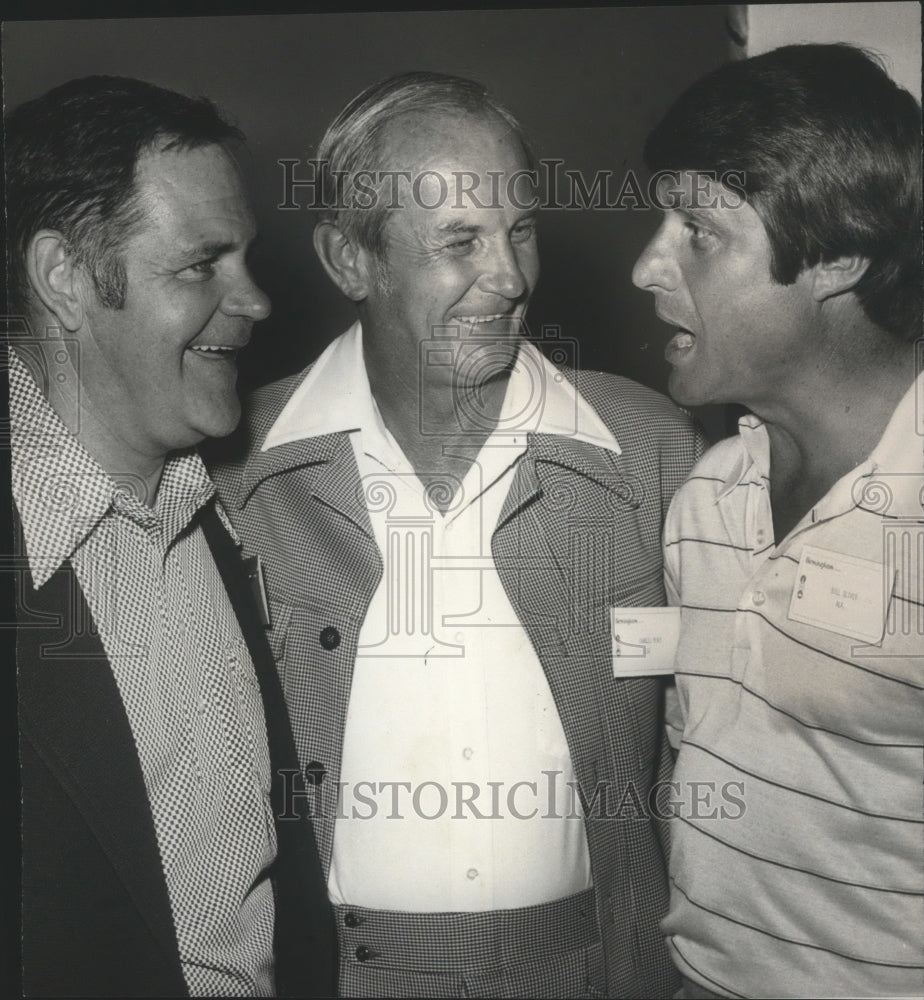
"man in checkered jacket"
210,71,705,998
9,76,334,997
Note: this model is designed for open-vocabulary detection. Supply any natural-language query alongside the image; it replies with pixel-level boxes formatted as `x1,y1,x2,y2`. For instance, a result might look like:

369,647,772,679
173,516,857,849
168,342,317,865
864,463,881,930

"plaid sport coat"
208,361,706,998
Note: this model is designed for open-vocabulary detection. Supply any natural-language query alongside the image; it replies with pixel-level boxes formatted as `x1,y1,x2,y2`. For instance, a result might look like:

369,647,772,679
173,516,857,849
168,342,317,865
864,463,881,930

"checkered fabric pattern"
11,350,277,997
208,352,706,998
333,889,604,997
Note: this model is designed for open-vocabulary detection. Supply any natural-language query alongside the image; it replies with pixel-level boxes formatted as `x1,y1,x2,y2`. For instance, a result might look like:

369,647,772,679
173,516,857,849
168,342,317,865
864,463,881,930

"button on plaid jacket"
208,362,706,998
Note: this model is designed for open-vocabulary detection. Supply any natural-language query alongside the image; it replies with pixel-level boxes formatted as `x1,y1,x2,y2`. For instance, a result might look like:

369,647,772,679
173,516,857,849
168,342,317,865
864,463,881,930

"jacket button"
355,945,373,962
319,626,341,650
305,761,326,785
344,912,361,928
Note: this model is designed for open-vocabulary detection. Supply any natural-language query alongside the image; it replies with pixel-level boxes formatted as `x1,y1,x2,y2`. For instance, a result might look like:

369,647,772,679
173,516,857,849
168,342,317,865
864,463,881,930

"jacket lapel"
17,564,183,979
493,433,649,798
236,431,375,541
199,504,336,998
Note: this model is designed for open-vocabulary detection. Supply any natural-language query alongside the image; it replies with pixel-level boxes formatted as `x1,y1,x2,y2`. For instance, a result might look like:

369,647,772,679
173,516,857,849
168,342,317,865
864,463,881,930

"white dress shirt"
264,323,623,911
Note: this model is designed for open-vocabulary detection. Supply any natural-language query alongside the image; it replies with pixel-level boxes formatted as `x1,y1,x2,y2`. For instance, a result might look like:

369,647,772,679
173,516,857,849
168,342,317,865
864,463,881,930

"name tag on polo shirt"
787,545,893,645
610,607,681,677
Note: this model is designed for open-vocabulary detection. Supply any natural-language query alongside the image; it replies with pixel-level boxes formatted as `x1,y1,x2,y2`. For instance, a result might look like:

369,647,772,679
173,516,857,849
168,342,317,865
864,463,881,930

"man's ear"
313,221,375,302
811,255,870,302
26,230,86,331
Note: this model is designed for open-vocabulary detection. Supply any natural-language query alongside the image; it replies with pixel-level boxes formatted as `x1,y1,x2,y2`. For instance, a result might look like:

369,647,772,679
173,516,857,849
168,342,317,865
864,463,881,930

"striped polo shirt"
662,373,924,998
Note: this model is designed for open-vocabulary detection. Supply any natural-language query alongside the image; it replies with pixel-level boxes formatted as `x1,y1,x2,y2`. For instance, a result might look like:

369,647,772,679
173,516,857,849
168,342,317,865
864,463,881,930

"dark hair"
5,75,243,314
644,44,922,341
316,70,534,259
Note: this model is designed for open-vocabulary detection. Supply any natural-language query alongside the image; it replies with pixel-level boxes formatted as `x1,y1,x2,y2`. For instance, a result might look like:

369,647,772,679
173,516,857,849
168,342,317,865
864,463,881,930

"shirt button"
196,698,207,715
753,591,766,606
319,626,341,650
344,912,361,928
466,868,479,880
355,946,373,962
462,747,474,760
756,529,765,544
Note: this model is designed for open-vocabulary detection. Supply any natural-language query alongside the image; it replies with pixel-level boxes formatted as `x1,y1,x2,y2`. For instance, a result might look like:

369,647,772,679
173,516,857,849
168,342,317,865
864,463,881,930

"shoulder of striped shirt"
676,434,746,490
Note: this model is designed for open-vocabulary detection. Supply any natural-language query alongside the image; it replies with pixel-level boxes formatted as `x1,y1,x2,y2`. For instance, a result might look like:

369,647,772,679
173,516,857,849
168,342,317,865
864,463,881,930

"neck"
758,333,912,479
754,331,913,540
362,337,512,510
37,347,166,505
362,332,510,464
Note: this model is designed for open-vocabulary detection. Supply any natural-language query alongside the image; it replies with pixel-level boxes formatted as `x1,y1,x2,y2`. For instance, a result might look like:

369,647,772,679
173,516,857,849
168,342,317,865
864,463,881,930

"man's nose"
632,226,678,293
222,268,272,321
477,241,530,301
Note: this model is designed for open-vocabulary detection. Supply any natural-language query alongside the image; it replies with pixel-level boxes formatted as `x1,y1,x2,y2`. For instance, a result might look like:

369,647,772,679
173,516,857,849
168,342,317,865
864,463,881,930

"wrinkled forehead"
132,142,255,233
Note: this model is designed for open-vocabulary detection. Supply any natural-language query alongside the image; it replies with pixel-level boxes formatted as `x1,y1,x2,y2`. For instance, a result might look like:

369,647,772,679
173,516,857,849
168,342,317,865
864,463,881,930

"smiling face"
632,172,818,411
359,111,540,394
75,142,270,459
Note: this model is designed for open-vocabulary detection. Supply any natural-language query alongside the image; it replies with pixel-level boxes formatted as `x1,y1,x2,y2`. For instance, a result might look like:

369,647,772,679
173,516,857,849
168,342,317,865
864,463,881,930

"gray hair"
315,71,534,259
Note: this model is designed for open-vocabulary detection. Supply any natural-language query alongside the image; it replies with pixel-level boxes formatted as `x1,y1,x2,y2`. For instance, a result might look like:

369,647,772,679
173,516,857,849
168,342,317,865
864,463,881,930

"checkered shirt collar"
9,348,218,587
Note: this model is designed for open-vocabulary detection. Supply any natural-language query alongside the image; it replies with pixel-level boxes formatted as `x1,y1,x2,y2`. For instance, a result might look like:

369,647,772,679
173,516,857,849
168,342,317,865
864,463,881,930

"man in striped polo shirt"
632,45,923,998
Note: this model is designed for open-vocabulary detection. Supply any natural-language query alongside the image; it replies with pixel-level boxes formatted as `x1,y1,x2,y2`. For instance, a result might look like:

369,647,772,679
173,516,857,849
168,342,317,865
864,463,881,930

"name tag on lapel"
244,555,272,627
788,545,891,645
610,607,680,677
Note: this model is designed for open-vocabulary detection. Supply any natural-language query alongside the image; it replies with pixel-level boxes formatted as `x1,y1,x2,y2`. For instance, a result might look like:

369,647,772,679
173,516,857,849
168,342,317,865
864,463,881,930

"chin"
456,341,519,383
191,403,243,444
667,371,712,409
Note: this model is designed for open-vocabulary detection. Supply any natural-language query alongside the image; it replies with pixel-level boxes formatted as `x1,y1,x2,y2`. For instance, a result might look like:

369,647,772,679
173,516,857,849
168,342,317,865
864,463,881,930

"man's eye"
446,238,476,254
184,259,216,278
511,222,537,243
685,222,715,245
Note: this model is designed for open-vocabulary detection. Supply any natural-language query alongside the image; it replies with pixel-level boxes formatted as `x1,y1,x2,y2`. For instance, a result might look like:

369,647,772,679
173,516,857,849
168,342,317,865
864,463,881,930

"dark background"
3,7,733,434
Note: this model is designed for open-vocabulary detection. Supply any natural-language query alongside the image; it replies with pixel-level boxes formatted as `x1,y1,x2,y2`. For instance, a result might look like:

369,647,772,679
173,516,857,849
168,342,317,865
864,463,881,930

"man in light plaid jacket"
210,71,705,998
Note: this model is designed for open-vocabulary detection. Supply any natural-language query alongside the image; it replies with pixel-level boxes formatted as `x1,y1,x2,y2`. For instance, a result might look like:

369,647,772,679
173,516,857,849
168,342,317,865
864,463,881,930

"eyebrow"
677,204,727,225
434,213,537,236
172,238,249,265
435,221,482,236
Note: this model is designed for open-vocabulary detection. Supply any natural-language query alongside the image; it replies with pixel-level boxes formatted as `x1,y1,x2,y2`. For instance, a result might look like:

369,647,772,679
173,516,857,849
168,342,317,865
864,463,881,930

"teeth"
674,332,695,348
456,314,508,324
189,345,236,353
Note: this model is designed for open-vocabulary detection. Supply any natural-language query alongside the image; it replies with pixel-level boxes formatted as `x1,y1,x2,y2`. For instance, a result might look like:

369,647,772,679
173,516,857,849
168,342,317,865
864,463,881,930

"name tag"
610,607,681,677
787,545,892,645
244,555,272,627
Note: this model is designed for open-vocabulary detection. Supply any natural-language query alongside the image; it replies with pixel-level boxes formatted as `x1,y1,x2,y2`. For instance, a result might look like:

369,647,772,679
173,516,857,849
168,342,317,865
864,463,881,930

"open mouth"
455,313,512,325
665,328,696,364
187,344,241,359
